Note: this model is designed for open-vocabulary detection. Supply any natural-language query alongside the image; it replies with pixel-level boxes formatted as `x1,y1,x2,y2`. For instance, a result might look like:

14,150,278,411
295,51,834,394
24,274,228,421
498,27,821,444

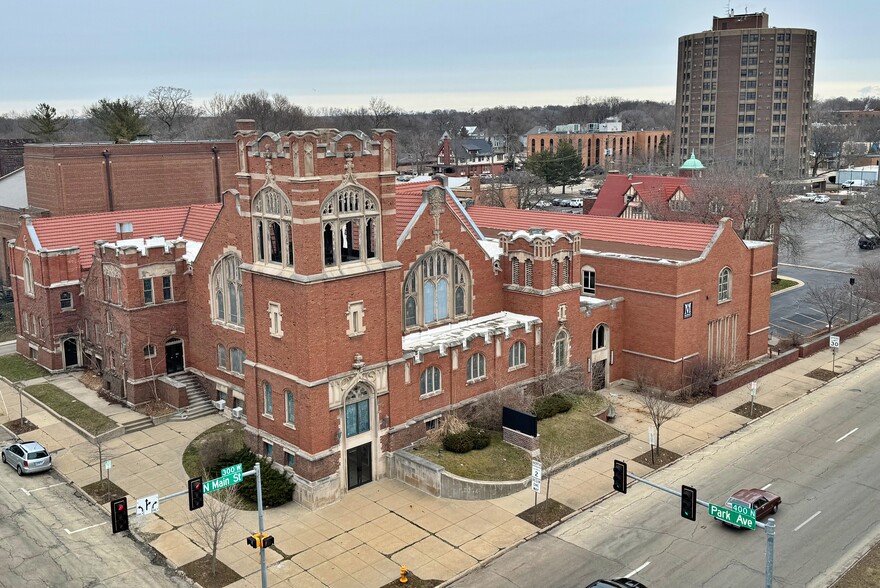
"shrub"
471,429,490,450
534,394,573,420
443,430,474,453
212,447,294,508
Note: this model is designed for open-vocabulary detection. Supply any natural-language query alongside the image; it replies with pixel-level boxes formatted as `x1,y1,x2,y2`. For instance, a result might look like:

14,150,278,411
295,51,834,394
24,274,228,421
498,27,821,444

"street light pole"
849,277,856,322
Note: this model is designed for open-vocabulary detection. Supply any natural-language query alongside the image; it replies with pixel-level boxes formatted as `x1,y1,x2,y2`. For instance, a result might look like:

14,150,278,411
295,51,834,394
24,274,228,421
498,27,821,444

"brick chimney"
235,119,257,133
469,175,481,196
115,222,134,241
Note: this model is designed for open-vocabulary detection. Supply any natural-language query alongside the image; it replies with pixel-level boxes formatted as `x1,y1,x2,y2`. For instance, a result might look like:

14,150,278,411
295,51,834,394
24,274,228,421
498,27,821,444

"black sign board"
502,406,537,437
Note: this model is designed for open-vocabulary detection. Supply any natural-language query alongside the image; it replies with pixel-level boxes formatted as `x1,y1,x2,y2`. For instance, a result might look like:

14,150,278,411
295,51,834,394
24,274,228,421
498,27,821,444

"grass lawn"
771,278,798,293
0,354,49,382
0,301,17,342
25,383,117,435
182,421,246,478
409,394,619,481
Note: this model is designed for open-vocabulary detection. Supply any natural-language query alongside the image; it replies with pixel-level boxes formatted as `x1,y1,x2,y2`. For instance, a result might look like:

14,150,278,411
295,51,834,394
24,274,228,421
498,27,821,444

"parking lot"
772,213,878,338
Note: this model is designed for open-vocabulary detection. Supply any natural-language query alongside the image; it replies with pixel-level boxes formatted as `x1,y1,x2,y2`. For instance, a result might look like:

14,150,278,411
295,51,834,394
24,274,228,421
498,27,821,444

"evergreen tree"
526,140,584,194
87,98,149,142
20,103,69,142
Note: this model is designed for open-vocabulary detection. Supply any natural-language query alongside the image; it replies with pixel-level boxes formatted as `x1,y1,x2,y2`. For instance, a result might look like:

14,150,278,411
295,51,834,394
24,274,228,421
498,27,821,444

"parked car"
569,198,584,207
534,200,551,209
551,198,563,206
558,199,571,207
722,488,780,526
585,579,648,588
814,195,830,204
796,193,817,201
579,187,598,195
858,235,880,249
2,441,52,475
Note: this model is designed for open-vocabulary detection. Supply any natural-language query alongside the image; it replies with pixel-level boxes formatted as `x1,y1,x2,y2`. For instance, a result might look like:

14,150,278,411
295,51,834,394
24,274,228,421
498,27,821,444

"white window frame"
144,344,157,359
106,311,113,334
162,275,173,302
22,311,28,334
718,267,732,302
143,278,154,305
554,330,570,369
508,341,527,370
466,353,486,383
582,267,596,295
419,366,442,397
592,324,608,351
268,302,283,338
346,300,365,337
60,291,73,310
230,347,245,376
217,344,227,369
212,254,245,329
23,257,34,297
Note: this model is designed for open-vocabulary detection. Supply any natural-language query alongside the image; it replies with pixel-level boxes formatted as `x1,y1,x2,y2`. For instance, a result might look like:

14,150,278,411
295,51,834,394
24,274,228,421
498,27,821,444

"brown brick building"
23,140,238,215
672,12,816,176
526,129,671,170
8,123,773,508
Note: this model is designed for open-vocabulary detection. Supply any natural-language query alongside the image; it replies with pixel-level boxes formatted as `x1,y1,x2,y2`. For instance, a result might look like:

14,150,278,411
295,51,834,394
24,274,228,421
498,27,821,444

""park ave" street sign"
708,503,757,530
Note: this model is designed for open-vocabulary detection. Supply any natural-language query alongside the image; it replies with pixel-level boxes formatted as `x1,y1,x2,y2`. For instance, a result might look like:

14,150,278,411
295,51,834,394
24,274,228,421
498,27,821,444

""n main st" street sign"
708,503,757,530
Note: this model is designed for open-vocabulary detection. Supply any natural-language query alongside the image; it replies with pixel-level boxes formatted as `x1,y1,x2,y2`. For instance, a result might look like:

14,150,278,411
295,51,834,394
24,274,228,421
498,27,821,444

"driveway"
0,428,185,587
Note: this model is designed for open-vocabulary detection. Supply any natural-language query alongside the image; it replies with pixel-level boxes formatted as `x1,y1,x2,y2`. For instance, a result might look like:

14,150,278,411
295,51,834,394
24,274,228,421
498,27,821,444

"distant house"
435,131,507,177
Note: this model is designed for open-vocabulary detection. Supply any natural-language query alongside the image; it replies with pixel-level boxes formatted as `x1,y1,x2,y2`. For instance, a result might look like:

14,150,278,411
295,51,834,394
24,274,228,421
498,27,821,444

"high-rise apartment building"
673,12,816,176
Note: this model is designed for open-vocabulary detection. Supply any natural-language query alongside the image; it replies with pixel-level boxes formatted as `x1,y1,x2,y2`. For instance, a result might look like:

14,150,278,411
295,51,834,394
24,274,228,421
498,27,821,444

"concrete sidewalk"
1,326,878,588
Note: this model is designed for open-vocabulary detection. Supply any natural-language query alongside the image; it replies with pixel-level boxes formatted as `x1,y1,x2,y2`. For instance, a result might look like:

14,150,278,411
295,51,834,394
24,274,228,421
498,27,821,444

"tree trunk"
545,475,552,504
656,426,661,453
212,532,218,576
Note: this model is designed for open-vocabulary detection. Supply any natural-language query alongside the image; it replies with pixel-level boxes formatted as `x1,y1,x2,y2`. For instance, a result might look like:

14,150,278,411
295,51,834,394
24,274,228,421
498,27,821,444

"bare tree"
638,383,682,462
368,97,397,128
802,283,849,332
482,170,548,209
146,86,200,139
537,443,568,504
190,483,244,577
826,186,880,240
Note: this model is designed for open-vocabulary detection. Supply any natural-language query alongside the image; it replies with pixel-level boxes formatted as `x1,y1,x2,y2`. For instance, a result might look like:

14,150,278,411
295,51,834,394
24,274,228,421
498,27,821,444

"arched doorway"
165,338,185,374
591,324,610,390
342,385,373,490
62,338,79,368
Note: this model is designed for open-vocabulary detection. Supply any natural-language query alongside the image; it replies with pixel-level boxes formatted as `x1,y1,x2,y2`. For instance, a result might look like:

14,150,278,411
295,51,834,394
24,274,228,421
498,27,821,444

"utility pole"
255,463,268,588
849,277,856,322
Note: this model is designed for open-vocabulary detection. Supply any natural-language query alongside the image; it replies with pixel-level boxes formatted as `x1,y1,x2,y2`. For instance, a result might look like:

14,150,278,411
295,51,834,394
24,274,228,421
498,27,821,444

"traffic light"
681,485,697,521
246,533,274,548
613,459,627,493
188,477,204,511
247,534,259,549
111,497,129,534
261,535,274,549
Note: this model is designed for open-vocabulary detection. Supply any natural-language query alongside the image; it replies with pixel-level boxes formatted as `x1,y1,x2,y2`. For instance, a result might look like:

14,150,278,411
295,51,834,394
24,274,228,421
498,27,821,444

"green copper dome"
680,151,705,170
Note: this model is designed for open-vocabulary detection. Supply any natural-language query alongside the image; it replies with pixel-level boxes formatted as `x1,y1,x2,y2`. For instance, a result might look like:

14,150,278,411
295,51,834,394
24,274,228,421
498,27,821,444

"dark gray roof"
452,137,493,160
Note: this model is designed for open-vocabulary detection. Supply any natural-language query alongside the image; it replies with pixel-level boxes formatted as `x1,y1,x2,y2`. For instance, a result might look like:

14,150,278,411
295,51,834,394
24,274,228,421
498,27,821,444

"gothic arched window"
252,187,294,268
321,186,380,267
554,330,570,369
403,249,471,329
212,254,244,328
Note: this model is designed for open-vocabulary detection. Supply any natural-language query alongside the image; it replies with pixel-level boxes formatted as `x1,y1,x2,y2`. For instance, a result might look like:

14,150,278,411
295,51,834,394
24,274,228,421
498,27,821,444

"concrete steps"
124,415,153,434
169,372,218,420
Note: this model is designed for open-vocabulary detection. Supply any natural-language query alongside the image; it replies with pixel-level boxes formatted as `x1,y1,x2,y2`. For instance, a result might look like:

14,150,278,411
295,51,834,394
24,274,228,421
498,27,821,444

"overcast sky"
5,0,879,115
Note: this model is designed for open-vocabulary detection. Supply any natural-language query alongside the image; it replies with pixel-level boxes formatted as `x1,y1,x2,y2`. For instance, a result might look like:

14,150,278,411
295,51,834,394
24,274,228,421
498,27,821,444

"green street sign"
221,463,243,477
204,471,243,494
709,503,757,529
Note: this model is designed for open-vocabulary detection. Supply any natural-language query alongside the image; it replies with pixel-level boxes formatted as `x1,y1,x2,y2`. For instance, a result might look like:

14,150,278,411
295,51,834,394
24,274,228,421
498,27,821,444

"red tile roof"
395,180,439,236
31,204,221,269
464,206,718,252
590,174,693,217
394,180,481,241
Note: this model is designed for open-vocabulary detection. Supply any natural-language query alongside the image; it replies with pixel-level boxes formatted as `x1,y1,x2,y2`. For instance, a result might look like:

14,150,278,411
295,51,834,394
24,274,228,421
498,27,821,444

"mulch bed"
136,400,176,417
731,402,773,419
79,371,104,392
5,417,38,435
517,498,575,528
805,368,837,381
81,479,127,504
179,554,242,588
633,447,682,470
380,572,442,588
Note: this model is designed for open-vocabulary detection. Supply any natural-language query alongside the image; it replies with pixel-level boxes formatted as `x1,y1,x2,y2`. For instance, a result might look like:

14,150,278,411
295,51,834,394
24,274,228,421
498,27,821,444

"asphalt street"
0,430,185,588
452,359,880,587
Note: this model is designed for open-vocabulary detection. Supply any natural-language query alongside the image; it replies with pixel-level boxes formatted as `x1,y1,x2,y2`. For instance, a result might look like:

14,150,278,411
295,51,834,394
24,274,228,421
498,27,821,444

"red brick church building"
8,122,773,508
